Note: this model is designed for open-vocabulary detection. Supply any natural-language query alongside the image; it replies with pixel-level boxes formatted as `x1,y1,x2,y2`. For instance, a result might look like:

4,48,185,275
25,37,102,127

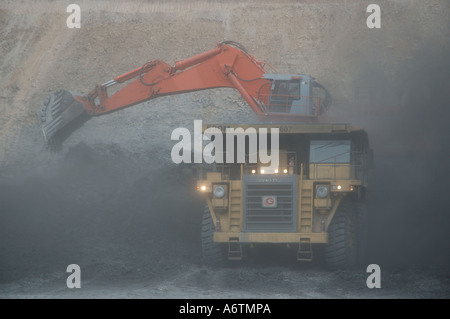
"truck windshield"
309,140,351,163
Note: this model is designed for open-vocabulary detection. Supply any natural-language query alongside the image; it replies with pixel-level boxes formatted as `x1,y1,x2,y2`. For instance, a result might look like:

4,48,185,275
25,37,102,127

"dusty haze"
0,0,449,298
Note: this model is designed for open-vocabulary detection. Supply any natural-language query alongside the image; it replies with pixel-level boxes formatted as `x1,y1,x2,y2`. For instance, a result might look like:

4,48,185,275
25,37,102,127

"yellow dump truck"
197,123,372,269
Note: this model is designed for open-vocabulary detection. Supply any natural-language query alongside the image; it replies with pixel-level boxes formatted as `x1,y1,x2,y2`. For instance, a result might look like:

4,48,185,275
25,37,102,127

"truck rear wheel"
201,206,224,265
325,198,358,269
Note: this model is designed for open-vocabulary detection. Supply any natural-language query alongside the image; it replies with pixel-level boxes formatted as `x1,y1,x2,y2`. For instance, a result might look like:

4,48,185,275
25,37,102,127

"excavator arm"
84,41,267,116
38,41,330,146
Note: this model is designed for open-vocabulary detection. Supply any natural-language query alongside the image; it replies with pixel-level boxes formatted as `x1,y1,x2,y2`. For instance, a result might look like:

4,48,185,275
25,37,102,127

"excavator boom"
37,41,330,146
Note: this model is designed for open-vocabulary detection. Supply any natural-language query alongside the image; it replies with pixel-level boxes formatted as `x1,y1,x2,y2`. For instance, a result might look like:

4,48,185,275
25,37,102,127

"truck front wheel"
201,206,224,265
325,198,358,269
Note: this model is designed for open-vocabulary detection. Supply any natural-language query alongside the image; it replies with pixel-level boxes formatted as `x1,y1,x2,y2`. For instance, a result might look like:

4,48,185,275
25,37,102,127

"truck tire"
325,198,357,269
201,206,223,265
355,201,369,266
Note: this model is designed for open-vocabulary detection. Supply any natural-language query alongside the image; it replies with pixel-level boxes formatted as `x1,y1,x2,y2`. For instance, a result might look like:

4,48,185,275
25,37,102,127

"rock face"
1,0,449,164
0,1,449,298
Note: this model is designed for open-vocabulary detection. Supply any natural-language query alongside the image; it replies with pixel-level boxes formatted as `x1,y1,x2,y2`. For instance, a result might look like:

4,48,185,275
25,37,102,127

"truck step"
297,238,313,261
228,238,242,260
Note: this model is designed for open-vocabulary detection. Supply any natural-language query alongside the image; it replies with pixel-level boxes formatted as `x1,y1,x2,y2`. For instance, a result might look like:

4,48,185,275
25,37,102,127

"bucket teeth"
38,90,89,147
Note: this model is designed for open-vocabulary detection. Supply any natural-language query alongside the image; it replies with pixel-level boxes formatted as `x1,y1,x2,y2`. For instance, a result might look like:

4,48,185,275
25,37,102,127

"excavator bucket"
37,90,90,147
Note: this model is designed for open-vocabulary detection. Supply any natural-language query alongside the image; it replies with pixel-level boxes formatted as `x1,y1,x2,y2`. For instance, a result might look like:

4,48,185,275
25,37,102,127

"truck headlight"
316,185,329,198
213,185,225,198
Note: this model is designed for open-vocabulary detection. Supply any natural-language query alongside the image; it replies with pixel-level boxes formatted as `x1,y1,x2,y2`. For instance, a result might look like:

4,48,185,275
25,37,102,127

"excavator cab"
263,74,315,115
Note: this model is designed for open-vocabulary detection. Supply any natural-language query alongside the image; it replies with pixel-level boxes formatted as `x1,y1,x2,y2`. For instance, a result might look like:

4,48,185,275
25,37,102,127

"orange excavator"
38,41,330,145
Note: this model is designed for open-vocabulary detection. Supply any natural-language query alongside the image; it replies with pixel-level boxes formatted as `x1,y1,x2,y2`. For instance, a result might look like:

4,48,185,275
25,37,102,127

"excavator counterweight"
38,41,330,146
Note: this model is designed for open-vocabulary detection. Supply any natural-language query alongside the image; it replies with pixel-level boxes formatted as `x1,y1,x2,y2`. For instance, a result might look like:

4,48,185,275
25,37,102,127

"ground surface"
0,0,449,298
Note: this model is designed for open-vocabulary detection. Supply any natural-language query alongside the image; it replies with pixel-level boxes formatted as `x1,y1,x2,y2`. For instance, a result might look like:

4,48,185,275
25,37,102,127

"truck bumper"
214,232,327,244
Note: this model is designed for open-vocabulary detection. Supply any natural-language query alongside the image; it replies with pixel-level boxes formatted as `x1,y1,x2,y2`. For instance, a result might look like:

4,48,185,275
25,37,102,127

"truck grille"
243,175,297,232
